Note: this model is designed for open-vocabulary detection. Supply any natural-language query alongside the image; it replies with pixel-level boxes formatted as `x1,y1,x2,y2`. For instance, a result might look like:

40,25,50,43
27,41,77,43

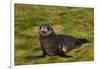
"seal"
27,24,89,59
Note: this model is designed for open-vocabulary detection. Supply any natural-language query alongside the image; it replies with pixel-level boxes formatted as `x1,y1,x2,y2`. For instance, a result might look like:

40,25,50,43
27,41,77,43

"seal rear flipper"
77,39,89,45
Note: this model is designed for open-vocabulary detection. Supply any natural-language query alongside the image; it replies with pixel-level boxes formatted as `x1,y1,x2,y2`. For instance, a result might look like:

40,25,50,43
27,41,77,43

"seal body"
40,34,64,56
39,24,89,57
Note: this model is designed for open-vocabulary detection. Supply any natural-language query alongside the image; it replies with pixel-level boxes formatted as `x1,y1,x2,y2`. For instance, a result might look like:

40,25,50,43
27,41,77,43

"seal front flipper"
26,54,46,60
58,53,73,58
59,54,73,58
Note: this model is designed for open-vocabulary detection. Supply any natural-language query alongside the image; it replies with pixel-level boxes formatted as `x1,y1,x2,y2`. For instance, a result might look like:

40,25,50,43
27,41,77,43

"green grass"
15,4,94,65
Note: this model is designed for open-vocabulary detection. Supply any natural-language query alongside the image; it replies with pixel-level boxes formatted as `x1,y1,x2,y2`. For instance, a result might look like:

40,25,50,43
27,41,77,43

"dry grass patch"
20,26,39,36
15,38,28,46
52,24,64,33
15,50,27,57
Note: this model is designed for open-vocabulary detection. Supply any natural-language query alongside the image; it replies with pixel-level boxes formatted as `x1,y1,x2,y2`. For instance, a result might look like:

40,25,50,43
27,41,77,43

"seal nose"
41,26,47,31
43,26,46,29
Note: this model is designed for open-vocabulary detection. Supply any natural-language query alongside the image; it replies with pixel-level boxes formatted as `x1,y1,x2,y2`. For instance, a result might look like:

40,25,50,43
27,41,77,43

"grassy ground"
15,4,94,65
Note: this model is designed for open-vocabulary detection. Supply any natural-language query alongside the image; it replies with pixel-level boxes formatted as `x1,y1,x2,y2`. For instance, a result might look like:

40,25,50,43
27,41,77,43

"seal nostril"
43,26,46,29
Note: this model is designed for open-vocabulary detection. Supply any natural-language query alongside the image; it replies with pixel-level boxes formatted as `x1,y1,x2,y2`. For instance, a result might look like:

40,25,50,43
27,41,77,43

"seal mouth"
40,31,48,36
42,31,47,34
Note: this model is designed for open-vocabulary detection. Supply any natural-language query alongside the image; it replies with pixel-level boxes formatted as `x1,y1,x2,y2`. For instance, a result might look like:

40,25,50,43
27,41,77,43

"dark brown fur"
27,24,89,59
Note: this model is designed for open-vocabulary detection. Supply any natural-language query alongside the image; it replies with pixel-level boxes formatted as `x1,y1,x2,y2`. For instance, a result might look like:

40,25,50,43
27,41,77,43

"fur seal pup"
27,24,89,59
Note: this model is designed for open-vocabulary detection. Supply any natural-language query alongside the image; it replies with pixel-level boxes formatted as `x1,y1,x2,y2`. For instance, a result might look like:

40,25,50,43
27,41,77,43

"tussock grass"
15,4,94,65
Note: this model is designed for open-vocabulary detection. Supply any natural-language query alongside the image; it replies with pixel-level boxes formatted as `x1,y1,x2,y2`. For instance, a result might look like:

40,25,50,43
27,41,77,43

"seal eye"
48,27,51,31
40,26,41,29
